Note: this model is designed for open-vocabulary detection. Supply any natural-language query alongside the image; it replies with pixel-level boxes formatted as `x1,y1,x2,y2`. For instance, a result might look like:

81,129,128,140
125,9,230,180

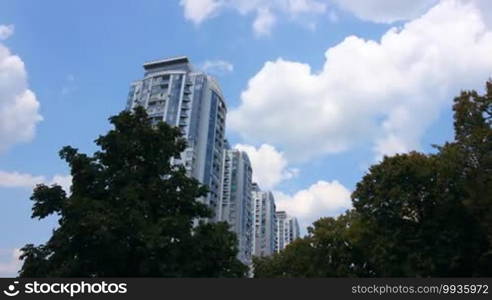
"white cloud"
49,174,72,194
464,0,492,27
180,0,223,24
235,144,298,190
0,26,43,153
288,0,327,14
0,171,45,188
274,180,352,229
179,0,492,36
0,248,23,277
330,0,438,23
253,7,276,37
0,24,14,40
330,0,492,25
0,171,72,193
200,59,234,75
179,0,326,36
229,0,492,161
179,0,458,35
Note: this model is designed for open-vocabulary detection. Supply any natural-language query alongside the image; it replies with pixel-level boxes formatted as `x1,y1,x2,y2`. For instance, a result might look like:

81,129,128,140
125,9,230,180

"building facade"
219,145,253,265
126,56,227,221
275,211,300,252
251,184,277,257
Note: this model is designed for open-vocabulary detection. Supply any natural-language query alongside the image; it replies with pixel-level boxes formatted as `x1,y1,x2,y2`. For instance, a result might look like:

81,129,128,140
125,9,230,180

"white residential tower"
126,56,227,221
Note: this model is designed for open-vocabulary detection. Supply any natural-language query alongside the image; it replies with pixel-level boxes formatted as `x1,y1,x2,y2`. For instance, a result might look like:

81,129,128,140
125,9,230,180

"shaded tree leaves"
20,107,247,277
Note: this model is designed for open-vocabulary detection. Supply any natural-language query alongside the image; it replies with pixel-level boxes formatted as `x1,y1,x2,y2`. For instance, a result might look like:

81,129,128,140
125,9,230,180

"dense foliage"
254,81,492,277
19,107,247,277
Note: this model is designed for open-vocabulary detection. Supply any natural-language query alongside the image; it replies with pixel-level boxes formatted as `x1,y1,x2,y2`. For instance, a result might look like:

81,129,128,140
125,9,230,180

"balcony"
149,93,167,102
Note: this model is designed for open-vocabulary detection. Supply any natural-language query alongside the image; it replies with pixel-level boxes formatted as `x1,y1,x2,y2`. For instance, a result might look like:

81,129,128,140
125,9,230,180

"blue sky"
1,0,491,276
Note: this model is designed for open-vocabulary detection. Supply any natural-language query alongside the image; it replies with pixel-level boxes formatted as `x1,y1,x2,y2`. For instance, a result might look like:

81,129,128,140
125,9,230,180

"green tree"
352,151,488,276
254,211,374,277
351,82,492,276
253,80,492,277
448,81,492,273
19,107,247,277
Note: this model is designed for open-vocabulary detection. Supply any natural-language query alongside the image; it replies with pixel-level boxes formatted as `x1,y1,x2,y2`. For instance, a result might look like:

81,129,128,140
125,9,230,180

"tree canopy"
254,80,492,277
19,107,247,277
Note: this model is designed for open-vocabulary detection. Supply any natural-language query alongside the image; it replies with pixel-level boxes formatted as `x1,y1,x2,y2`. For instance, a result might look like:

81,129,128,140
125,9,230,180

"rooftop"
143,56,190,70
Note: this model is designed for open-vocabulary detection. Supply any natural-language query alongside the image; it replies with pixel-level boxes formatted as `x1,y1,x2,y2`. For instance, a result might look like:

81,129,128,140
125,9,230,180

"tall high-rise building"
251,184,277,257
275,211,300,252
219,144,253,265
126,56,227,221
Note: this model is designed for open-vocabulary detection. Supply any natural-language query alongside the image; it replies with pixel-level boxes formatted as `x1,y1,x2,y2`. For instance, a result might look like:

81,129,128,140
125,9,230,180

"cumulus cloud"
200,59,234,75
179,0,460,35
0,24,14,40
253,7,276,37
180,0,326,35
331,0,438,23
464,0,492,27
0,248,23,277
0,171,44,188
49,174,72,194
331,0,492,24
180,0,223,24
274,180,352,229
0,171,72,193
229,0,492,161
0,25,43,153
235,144,298,190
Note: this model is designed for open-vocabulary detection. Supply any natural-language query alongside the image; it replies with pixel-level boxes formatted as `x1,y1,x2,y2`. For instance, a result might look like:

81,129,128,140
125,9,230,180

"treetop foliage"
254,80,492,277
20,107,247,277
